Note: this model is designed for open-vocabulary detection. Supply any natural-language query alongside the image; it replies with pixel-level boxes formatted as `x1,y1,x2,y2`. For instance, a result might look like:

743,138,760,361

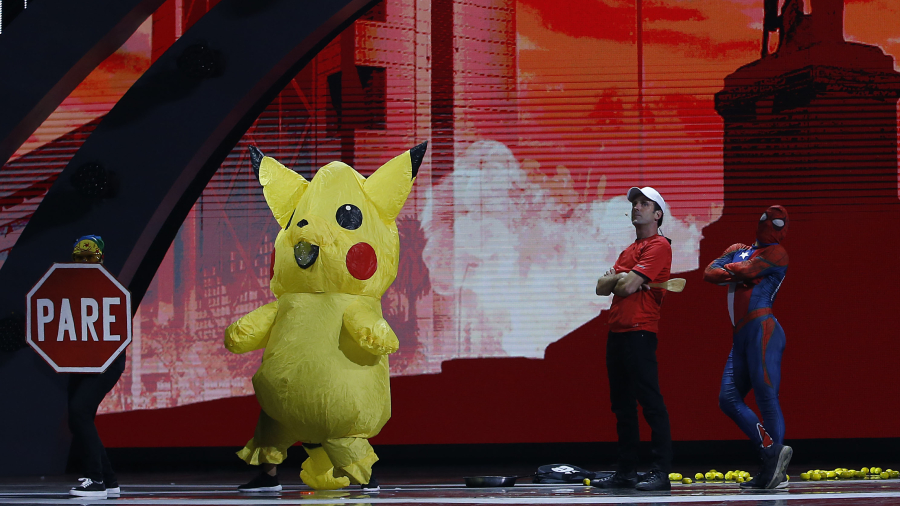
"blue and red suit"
703,206,789,458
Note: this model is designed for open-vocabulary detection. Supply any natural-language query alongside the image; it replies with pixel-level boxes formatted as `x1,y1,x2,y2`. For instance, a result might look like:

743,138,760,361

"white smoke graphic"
421,140,703,359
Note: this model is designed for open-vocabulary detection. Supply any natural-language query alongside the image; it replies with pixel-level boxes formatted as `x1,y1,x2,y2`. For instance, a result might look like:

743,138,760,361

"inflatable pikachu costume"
225,142,426,490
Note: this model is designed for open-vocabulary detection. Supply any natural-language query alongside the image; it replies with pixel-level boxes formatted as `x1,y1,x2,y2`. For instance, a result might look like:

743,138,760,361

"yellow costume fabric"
225,143,424,489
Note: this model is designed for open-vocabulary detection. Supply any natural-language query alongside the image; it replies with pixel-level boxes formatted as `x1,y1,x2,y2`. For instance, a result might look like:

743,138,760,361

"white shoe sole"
766,446,793,489
69,490,107,498
239,485,282,492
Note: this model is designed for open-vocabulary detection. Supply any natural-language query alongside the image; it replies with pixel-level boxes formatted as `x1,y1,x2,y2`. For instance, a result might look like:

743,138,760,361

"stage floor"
3,467,900,506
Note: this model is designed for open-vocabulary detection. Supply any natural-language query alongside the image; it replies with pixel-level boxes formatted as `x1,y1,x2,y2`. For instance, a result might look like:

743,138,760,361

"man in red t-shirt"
592,187,673,492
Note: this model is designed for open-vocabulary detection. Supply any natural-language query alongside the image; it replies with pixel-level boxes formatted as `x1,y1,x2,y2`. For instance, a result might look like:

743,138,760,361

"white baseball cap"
627,186,667,216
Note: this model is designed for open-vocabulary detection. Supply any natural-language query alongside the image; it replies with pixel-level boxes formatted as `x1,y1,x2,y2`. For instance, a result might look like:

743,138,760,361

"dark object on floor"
532,463,598,483
464,475,523,487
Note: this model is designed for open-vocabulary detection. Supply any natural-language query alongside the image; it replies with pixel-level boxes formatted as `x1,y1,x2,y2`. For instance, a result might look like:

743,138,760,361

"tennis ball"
736,476,744,483
862,467,869,474
811,473,821,481
705,472,715,481
881,472,890,479
826,471,836,479
800,473,810,480
725,471,734,480
695,473,704,481
682,478,692,484
716,472,724,480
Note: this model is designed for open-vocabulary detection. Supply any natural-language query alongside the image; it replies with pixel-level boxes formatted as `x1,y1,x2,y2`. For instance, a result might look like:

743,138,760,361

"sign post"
26,263,132,373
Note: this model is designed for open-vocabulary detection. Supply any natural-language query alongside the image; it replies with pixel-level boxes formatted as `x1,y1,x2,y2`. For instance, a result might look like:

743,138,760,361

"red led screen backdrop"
2,0,900,446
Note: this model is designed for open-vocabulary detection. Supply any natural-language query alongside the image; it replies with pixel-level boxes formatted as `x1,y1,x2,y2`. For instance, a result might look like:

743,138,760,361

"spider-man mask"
756,205,788,245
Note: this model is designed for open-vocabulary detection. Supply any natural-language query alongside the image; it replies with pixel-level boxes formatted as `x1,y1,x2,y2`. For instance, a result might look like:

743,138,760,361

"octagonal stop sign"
27,263,132,373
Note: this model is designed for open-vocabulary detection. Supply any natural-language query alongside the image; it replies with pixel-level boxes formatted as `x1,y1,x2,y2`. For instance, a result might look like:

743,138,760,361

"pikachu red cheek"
346,242,377,280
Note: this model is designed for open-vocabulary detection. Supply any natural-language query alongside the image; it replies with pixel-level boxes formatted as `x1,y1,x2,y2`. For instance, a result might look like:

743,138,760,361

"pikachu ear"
364,142,426,221
259,155,308,228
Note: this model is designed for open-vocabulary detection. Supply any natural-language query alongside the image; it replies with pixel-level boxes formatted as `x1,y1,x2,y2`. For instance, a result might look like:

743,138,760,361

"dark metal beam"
0,0,167,167
0,0,376,477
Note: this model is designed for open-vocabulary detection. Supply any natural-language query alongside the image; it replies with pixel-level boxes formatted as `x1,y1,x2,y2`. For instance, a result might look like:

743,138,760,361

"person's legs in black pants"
628,331,672,473
68,353,127,483
606,332,639,476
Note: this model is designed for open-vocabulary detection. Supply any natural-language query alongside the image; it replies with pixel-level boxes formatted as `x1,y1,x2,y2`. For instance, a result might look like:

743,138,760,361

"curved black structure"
0,0,166,167
0,0,377,476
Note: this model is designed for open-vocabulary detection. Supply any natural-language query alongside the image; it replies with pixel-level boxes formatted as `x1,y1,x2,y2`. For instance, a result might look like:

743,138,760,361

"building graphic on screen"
1,0,518,412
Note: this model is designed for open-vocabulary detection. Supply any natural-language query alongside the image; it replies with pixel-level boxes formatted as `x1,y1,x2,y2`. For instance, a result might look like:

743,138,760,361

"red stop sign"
27,263,132,373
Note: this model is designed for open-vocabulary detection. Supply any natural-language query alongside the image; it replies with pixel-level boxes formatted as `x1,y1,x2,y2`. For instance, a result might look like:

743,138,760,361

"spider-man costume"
704,206,789,460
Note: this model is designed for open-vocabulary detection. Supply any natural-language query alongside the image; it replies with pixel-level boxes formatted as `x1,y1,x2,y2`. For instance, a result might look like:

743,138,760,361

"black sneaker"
741,445,792,490
764,445,792,489
360,477,380,492
739,474,763,489
70,478,107,497
589,472,638,489
105,477,120,496
635,470,671,491
238,472,282,492
740,459,766,489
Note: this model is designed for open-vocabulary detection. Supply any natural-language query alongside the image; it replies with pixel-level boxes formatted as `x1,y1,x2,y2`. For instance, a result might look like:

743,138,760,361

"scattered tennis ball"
682,478,692,484
811,473,822,481
862,467,870,474
800,473,810,481
705,472,715,481
695,473,704,481
725,471,734,480
736,476,745,483
826,471,836,479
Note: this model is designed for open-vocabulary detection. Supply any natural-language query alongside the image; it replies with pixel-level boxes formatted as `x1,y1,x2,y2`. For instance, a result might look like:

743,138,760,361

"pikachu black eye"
336,204,363,230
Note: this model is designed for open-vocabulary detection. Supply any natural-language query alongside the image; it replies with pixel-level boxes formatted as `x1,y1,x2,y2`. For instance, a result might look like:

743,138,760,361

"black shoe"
764,445,792,489
635,470,671,491
741,445,792,490
590,472,638,489
238,472,282,492
105,476,120,495
739,474,763,489
740,458,766,489
70,478,107,497
360,477,380,492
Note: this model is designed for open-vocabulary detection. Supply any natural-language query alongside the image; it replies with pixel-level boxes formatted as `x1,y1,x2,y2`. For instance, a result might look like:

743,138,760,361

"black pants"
606,331,672,474
67,352,126,483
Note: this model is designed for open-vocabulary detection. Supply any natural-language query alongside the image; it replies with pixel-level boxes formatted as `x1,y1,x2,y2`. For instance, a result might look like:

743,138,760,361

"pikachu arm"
224,301,278,354
343,298,399,356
